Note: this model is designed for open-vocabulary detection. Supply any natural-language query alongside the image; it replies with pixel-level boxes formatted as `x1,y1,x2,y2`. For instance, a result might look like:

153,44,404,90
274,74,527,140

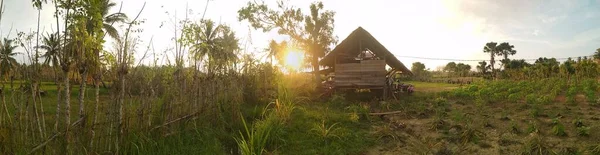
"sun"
284,48,304,70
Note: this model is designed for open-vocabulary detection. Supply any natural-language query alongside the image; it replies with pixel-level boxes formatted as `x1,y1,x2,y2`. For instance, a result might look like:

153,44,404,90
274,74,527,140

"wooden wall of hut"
334,60,386,88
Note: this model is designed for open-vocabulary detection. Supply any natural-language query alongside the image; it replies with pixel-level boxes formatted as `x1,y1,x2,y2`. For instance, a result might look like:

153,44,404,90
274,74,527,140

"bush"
521,134,554,155
526,94,538,104
530,104,542,118
576,126,590,137
508,93,521,103
526,121,539,134
234,117,272,155
566,86,577,104
552,119,567,137
460,124,485,144
572,118,584,127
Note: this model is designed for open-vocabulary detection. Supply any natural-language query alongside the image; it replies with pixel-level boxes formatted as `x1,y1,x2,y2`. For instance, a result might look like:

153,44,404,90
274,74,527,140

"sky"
2,0,600,70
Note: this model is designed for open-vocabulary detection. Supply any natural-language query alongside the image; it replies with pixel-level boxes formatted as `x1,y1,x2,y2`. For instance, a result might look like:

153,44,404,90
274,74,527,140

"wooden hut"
319,27,412,98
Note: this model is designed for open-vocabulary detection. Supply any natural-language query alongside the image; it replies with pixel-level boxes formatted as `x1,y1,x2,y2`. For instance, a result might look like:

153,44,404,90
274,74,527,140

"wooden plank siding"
334,60,386,87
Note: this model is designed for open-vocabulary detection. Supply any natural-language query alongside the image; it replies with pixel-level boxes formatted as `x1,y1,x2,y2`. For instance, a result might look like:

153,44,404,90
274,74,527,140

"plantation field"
3,77,600,154
367,78,600,154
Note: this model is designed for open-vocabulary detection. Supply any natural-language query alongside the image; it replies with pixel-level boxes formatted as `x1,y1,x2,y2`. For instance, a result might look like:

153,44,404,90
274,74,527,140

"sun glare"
284,49,304,70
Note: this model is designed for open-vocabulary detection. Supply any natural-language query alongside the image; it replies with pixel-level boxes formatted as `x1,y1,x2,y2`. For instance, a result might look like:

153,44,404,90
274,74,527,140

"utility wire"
394,55,594,62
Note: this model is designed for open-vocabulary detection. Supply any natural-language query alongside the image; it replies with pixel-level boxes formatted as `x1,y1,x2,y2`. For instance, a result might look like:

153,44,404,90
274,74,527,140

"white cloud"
532,29,541,36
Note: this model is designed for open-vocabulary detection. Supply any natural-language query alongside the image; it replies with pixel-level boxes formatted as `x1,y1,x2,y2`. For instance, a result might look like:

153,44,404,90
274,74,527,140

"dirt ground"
366,95,600,154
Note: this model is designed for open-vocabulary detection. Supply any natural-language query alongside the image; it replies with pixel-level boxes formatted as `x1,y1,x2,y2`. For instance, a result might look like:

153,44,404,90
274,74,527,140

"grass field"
2,79,599,154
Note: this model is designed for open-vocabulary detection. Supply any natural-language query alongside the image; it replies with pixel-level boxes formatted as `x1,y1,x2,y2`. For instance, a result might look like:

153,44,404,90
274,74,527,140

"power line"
394,55,594,62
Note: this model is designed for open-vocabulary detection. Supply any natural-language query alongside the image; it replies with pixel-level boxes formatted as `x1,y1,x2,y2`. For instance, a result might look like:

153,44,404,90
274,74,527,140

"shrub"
538,95,553,104
529,104,542,118
572,118,584,127
566,86,577,104
526,121,539,134
552,119,567,137
576,126,590,137
526,94,538,104
508,93,521,103
521,134,554,155
234,117,272,155
460,124,485,144
510,121,521,134
329,94,346,105
311,120,342,141
433,97,448,107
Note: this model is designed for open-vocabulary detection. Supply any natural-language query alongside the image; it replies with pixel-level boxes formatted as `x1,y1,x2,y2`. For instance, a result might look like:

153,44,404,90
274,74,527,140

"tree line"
410,42,600,81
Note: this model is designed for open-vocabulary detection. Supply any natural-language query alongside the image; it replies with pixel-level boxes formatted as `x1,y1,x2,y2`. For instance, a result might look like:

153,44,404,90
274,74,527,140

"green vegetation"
2,0,600,154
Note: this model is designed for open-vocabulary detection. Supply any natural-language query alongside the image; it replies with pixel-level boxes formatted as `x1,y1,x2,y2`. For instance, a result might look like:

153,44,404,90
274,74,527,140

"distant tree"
456,63,471,77
444,62,457,72
181,19,240,74
476,61,489,75
267,40,287,66
238,1,337,84
497,42,516,69
0,38,18,87
483,42,499,78
560,58,576,77
39,33,62,67
574,57,598,78
411,62,426,76
533,57,560,78
505,59,529,70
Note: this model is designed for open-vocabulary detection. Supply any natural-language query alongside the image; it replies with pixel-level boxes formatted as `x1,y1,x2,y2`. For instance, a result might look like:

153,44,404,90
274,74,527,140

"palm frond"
103,23,120,40
105,13,128,23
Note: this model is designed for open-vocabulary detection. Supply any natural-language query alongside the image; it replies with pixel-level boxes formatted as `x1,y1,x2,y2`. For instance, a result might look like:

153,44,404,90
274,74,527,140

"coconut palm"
99,0,128,39
0,38,19,88
39,33,61,67
38,33,62,131
189,20,239,74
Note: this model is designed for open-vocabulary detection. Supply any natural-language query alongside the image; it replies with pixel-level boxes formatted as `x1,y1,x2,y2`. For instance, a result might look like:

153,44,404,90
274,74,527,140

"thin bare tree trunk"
64,70,71,147
90,75,99,149
38,85,47,138
55,72,62,132
78,70,87,122
31,84,44,141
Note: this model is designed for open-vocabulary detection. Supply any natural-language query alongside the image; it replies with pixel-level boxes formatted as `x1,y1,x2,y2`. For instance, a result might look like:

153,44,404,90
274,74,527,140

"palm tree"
38,33,62,131
483,42,498,78
99,0,128,40
189,20,239,74
39,33,61,67
0,38,19,89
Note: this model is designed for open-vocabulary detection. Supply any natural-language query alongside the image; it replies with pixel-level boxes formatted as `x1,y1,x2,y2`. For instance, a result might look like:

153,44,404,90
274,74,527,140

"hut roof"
320,27,412,75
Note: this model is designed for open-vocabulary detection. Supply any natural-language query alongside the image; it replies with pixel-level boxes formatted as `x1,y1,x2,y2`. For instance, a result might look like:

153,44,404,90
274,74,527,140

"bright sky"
3,0,600,70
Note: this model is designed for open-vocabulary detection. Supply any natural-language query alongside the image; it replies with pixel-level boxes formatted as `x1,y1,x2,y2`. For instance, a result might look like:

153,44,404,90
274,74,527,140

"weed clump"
576,126,590,137
551,118,567,137
526,121,539,134
521,133,554,155
460,124,485,144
